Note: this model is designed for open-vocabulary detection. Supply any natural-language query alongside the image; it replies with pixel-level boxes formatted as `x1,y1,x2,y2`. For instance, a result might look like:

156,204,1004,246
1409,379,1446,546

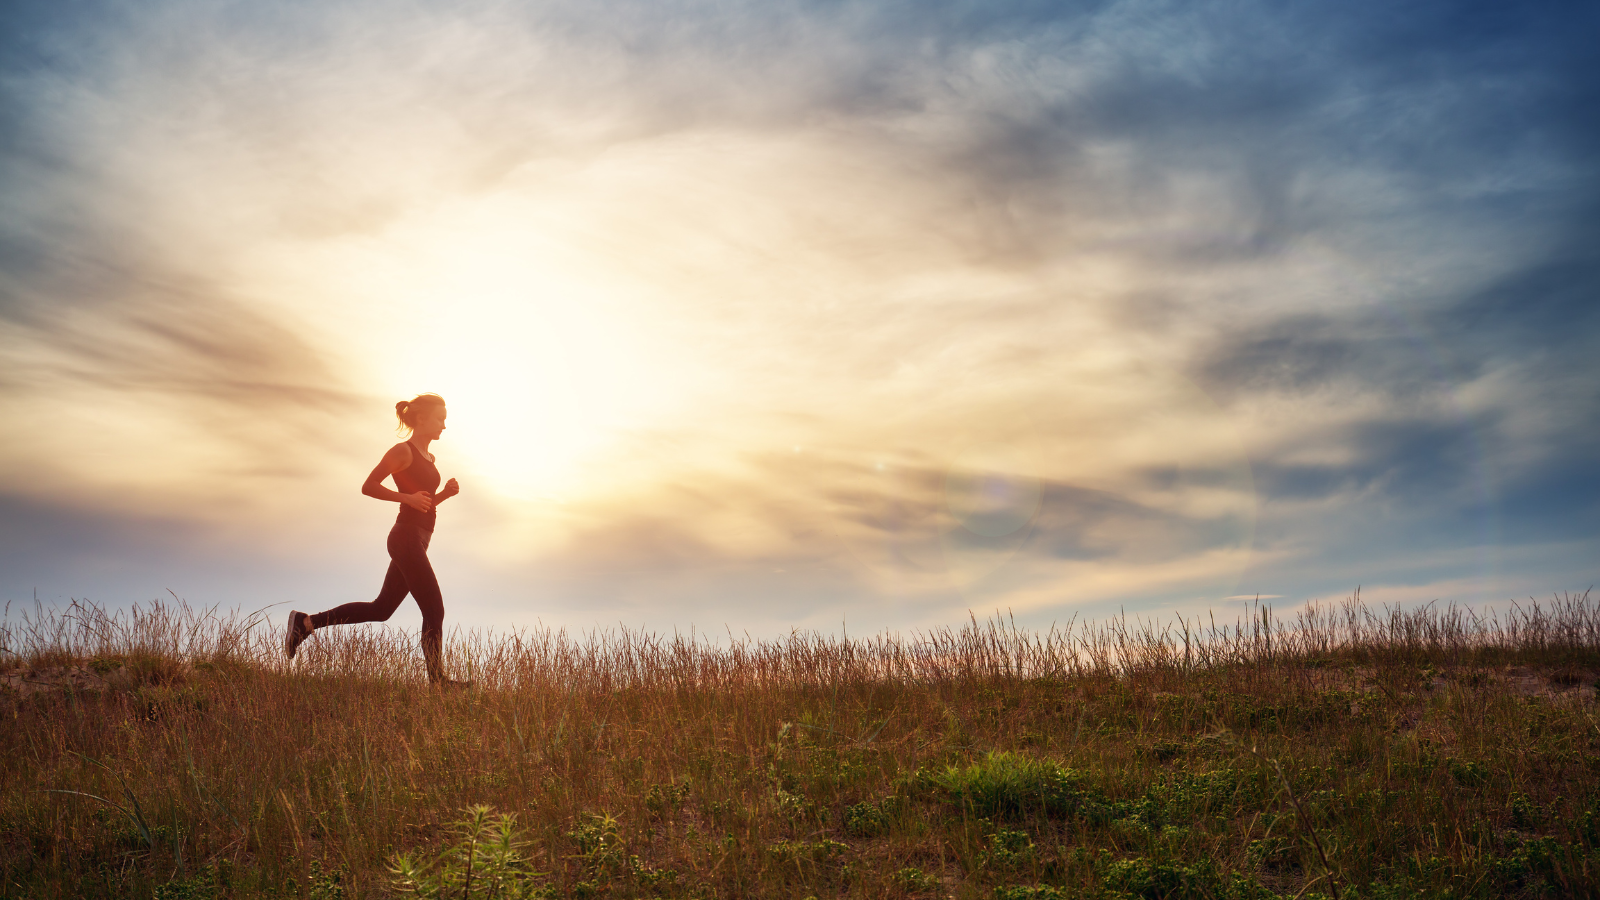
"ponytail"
395,393,445,434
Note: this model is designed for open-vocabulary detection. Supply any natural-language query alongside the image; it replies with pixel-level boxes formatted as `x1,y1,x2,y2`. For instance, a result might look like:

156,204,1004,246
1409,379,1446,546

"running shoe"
284,610,313,659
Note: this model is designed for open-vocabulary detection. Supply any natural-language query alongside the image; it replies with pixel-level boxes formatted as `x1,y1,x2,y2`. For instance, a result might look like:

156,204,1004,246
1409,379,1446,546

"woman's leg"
384,525,447,682
308,558,411,629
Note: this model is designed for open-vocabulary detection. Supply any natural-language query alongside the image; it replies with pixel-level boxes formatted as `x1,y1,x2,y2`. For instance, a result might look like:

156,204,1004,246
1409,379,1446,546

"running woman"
283,393,465,685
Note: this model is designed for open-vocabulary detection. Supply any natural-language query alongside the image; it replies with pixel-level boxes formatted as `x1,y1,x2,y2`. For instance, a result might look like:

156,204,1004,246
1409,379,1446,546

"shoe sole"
285,610,308,659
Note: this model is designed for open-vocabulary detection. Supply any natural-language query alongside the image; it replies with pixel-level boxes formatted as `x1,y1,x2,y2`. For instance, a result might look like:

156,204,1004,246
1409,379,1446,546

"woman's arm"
433,477,460,505
362,443,434,512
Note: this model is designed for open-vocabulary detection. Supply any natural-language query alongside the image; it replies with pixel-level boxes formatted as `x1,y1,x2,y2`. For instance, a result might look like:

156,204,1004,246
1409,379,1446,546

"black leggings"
311,522,445,679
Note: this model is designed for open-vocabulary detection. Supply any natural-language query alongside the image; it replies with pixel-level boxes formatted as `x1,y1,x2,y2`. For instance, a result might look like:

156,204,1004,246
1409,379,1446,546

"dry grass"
2,591,1598,899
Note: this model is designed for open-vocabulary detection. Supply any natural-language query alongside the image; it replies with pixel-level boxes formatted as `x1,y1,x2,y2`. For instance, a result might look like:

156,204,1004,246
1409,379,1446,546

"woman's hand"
436,478,460,503
401,491,434,513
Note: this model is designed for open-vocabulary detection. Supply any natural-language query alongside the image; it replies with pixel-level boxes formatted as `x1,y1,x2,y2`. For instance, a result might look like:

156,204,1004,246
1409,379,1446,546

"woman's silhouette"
284,393,464,685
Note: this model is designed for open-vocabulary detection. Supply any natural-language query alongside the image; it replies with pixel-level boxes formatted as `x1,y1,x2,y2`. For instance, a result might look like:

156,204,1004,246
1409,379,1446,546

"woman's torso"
393,441,441,531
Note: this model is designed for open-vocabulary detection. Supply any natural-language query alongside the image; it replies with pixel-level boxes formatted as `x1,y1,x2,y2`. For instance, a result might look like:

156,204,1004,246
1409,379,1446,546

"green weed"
389,804,547,899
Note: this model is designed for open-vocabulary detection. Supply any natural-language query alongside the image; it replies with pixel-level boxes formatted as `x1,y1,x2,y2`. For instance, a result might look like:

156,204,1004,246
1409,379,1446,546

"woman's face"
415,404,448,441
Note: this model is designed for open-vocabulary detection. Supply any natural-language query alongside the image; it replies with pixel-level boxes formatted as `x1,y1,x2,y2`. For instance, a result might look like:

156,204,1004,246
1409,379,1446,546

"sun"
320,195,690,505
407,289,676,504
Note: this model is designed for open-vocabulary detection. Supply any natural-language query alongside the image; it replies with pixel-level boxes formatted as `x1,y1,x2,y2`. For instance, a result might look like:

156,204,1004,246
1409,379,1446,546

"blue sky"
1,0,1595,639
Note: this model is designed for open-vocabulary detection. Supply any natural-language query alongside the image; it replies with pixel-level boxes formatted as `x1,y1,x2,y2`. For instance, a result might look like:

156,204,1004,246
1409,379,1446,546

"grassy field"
3,592,1598,899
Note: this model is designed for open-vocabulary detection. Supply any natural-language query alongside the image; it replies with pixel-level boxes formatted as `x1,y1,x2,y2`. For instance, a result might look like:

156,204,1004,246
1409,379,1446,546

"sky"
1,0,1596,640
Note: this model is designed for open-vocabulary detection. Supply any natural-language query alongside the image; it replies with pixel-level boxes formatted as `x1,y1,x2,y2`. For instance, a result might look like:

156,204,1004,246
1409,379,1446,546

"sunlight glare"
346,195,688,505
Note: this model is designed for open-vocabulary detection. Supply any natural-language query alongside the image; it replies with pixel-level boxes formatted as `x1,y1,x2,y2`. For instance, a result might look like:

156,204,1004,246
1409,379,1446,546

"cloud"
1,0,1596,630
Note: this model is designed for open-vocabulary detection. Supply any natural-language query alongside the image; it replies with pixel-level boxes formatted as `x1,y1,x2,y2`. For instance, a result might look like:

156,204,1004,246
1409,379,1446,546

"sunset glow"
1,0,1594,636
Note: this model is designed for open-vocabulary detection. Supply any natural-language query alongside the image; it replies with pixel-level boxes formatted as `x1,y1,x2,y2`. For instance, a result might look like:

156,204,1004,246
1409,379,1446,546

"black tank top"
393,441,441,532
